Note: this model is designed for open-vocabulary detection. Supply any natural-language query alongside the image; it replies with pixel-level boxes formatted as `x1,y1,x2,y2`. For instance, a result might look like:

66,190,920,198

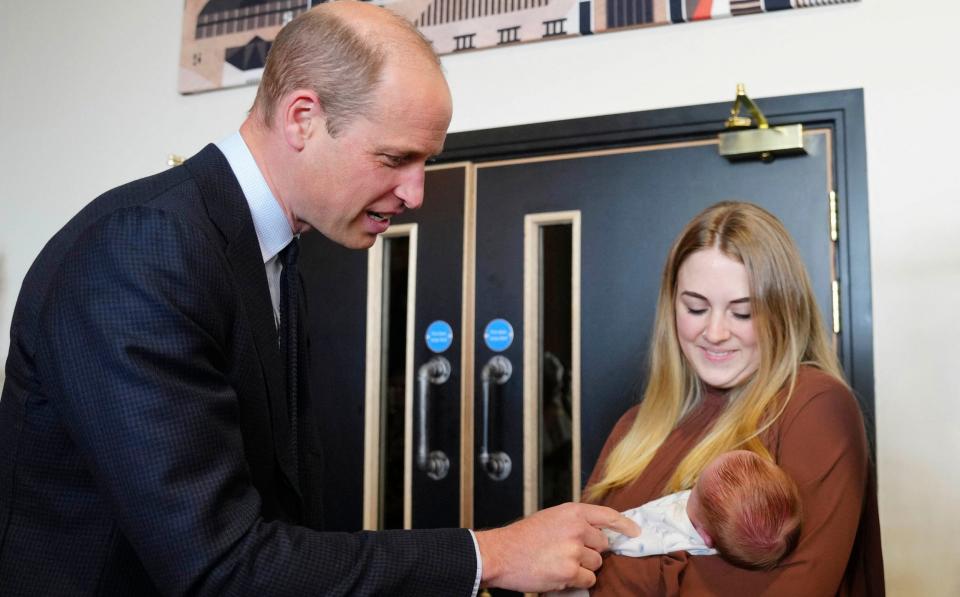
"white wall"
2,1,958,594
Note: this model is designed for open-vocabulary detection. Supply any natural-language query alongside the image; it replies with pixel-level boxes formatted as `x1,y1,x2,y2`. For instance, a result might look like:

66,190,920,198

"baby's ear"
692,520,714,548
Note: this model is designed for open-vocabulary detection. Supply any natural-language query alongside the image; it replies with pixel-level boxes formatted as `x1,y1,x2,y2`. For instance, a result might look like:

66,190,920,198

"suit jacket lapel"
184,145,301,502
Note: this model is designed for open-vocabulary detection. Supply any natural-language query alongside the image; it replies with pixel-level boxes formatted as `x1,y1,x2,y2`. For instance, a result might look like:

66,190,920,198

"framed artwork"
179,0,311,94
179,0,858,94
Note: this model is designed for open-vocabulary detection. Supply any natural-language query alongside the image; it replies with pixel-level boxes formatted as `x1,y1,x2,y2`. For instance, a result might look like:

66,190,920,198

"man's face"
292,60,453,249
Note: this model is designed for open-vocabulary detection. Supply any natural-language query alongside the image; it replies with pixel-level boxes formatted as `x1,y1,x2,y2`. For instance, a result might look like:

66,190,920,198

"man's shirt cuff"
468,529,482,596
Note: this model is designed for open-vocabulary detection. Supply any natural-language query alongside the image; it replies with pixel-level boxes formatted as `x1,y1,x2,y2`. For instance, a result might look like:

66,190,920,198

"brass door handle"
416,356,451,481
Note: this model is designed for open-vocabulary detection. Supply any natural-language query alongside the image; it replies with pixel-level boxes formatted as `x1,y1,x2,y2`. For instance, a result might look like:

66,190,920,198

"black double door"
299,92,872,594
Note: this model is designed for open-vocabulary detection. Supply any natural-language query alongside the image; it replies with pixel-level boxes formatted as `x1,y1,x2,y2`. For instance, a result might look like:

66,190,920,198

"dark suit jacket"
0,146,476,596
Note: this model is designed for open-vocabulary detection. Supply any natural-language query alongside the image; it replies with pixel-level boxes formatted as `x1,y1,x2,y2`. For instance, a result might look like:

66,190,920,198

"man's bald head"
250,0,441,137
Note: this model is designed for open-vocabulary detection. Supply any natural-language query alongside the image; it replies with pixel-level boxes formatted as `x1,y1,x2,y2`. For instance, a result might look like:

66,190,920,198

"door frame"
435,88,875,446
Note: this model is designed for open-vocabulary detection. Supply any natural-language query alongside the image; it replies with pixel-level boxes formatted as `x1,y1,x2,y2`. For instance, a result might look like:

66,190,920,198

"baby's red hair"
697,451,802,570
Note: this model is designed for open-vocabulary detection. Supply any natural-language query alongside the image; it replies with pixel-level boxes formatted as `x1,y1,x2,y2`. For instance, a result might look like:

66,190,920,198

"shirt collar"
215,131,294,263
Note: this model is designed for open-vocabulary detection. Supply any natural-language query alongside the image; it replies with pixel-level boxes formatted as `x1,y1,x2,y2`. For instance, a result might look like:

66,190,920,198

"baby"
550,450,801,596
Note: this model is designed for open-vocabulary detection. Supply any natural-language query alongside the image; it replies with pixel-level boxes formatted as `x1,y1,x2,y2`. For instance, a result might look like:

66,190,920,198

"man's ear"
281,89,325,151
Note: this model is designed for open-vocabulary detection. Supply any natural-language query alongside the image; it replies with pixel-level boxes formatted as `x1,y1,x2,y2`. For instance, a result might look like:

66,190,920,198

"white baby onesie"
545,490,716,597
605,489,716,557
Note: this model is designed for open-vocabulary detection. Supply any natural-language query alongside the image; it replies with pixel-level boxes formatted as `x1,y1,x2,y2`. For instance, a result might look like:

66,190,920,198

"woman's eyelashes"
682,305,752,320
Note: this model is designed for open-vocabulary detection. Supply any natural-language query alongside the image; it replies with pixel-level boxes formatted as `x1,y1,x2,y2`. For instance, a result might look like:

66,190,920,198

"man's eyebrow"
379,147,443,161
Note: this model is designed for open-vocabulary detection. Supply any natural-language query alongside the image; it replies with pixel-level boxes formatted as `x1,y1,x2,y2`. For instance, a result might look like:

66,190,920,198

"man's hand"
474,502,640,592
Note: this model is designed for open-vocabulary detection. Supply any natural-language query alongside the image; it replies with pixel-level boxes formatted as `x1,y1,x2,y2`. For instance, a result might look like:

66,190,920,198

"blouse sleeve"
676,376,870,596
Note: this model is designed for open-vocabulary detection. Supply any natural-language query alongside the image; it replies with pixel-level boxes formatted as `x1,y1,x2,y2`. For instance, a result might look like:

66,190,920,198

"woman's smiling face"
675,247,761,389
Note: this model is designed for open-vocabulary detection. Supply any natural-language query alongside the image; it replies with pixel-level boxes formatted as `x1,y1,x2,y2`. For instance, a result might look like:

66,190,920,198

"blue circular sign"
483,318,514,352
425,320,454,353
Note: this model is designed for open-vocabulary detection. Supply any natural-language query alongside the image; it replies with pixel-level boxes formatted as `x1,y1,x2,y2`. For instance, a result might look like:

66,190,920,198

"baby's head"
686,450,802,570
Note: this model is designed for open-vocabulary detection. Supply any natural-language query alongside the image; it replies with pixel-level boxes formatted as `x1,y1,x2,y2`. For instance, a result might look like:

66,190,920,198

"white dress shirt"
216,131,294,330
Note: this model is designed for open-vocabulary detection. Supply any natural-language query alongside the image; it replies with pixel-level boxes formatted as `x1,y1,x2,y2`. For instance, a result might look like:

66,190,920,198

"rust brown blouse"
587,366,884,596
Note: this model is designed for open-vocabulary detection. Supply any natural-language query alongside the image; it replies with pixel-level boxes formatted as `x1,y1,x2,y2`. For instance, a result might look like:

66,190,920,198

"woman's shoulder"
585,404,642,493
778,365,865,440
790,365,854,405
607,404,641,445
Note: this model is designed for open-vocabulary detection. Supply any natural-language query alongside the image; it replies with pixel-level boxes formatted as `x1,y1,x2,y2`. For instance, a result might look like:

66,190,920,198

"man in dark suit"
0,2,636,595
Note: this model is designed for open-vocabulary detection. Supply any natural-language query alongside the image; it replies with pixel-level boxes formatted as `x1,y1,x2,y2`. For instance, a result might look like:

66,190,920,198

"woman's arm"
677,374,870,596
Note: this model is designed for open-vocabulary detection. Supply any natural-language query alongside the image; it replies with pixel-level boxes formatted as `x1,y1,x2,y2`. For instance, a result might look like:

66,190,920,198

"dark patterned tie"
279,237,300,472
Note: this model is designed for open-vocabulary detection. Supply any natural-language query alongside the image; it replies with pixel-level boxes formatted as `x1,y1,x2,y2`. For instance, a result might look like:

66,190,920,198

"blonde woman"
585,202,883,595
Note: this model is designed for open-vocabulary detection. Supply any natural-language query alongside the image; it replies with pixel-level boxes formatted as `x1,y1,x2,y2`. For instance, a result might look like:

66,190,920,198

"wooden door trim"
363,223,418,530
523,211,582,513
459,164,477,529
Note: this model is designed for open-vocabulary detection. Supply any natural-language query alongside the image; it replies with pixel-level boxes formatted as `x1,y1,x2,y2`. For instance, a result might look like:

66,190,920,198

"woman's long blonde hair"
586,201,844,501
